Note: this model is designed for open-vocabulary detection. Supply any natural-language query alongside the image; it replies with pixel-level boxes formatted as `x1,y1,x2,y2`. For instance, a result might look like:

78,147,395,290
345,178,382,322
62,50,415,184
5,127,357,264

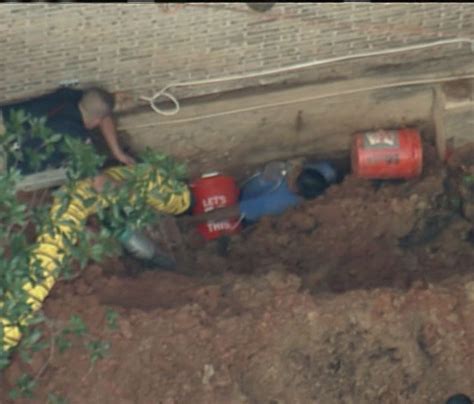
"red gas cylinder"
190,172,241,241
351,128,423,179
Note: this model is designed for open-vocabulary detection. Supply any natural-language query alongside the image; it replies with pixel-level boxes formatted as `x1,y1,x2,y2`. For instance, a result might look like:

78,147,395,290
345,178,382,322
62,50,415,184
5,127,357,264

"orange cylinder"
351,128,423,179
190,173,241,241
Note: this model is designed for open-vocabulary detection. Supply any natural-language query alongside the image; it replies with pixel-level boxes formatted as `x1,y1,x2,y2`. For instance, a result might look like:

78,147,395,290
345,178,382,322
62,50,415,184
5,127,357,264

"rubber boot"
119,228,176,271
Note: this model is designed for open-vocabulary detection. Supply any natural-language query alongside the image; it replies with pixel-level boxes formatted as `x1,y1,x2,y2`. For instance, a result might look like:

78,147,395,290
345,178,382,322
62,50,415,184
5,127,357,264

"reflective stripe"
2,166,191,351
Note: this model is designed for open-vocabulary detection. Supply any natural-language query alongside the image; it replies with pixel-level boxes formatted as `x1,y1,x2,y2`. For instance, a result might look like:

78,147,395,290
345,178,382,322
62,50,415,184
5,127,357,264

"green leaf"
19,347,32,364
9,373,37,399
66,314,88,337
0,352,10,371
55,334,72,354
462,175,474,186
105,308,119,331
86,340,110,365
89,244,105,263
18,328,45,362
22,328,42,347
48,133,63,144
48,393,69,404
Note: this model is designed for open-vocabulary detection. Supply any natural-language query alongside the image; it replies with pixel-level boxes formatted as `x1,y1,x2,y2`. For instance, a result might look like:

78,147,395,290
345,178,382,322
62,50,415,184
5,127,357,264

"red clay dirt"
1,144,473,404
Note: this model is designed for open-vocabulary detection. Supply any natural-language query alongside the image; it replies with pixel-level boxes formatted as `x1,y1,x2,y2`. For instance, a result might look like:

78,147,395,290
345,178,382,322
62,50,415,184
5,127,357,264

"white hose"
121,73,474,130
139,37,474,117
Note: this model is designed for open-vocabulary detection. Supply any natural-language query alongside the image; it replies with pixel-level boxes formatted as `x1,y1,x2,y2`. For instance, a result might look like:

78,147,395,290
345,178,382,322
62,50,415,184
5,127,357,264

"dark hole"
247,3,275,12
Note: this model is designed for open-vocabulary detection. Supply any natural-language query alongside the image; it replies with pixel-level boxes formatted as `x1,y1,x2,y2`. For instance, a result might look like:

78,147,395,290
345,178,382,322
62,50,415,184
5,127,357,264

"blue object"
238,160,337,222
239,173,302,222
446,394,473,404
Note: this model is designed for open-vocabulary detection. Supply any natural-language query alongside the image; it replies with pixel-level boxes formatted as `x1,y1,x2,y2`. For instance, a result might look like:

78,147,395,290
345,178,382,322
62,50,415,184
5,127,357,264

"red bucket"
351,128,423,179
191,172,241,241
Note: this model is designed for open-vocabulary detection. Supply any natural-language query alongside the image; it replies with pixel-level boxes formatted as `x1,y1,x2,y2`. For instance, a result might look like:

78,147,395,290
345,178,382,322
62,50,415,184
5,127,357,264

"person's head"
295,167,330,199
79,87,115,129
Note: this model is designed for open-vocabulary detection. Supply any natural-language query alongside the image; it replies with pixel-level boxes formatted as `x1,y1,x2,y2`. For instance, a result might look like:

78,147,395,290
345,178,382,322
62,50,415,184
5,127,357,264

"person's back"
239,159,337,222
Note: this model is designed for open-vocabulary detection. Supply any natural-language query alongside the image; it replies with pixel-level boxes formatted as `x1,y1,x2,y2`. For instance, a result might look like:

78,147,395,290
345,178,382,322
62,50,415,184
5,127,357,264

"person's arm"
99,116,135,166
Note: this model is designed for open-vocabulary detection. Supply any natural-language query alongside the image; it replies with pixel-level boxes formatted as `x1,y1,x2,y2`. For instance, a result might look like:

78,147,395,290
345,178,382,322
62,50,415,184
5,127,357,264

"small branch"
33,330,55,383
81,361,95,384
27,314,58,384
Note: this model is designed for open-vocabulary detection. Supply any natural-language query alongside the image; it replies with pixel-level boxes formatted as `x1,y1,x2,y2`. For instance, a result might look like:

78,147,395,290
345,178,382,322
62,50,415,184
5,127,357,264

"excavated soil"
1,144,474,404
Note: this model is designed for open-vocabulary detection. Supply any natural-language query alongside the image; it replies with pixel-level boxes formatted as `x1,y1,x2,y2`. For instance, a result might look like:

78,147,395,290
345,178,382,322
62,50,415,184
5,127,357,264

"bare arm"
99,116,135,165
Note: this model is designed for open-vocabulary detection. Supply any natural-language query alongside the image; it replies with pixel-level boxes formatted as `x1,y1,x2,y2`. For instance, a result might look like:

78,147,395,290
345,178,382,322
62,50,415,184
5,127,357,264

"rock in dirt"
118,318,133,339
202,364,215,385
465,282,474,302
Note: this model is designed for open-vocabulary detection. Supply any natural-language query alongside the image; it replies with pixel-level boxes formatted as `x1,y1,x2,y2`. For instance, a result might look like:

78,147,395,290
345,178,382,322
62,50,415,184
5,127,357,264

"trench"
91,134,473,313
3,93,474,404
3,151,474,404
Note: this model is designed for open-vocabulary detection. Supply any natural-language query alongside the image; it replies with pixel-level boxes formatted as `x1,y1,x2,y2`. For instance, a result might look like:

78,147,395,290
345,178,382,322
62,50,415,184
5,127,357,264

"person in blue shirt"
238,159,338,223
187,158,338,226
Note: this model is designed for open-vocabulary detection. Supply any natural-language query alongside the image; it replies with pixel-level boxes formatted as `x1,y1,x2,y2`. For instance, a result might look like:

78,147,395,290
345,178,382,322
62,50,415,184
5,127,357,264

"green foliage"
462,174,474,188
105,308,119,331
19,328,48,364
55,332,73,354
0,350,10,371
65,314,88,337
48,393,68,404
3,109,64,174
62,137,106,181
86,340,110,365
0,109,188,401
141,147,187,180
82,151,185,246
9,373,36,400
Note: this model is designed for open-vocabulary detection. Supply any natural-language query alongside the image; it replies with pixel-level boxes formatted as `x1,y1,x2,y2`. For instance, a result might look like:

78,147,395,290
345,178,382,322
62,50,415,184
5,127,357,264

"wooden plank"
432,85,447,162
15,168,68,193
444,106,474,149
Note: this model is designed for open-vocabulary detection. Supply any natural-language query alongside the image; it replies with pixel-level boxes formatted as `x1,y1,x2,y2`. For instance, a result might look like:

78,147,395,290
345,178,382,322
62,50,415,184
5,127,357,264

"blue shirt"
239,173,302,222
238,161,337,222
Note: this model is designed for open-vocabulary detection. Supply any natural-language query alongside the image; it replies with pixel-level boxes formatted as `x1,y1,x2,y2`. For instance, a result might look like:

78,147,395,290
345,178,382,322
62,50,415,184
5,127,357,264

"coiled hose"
1,165,191,351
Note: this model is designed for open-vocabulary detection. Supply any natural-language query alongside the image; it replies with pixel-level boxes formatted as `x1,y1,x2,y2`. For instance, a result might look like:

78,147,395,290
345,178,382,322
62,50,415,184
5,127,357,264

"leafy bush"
0,109,187,400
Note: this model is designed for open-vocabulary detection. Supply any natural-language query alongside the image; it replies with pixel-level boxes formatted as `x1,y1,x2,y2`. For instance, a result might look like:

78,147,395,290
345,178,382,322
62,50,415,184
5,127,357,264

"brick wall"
1,2,473,104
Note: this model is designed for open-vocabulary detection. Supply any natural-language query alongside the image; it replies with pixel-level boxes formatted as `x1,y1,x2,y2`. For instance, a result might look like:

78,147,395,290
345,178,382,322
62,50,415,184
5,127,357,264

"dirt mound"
2,144,474,403
3,270,474,403
193,147,473,294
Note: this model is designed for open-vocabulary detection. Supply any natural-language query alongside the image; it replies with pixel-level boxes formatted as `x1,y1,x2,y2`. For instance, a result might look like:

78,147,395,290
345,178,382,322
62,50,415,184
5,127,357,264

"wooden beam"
15,168,68,193
432,84,448,162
